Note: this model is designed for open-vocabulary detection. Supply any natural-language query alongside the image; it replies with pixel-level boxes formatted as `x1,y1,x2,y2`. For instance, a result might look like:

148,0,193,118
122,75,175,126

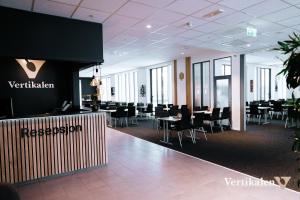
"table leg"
263,110,270,125
107,112,113,127
160,120,173,145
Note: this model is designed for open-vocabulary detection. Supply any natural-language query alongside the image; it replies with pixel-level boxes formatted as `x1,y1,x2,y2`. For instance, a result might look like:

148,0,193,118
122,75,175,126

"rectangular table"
157,116,181,145
193,110,212,115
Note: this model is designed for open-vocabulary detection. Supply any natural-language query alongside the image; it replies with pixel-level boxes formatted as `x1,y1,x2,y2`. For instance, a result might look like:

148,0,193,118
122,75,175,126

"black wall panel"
0,6,103,64
0,58,79,117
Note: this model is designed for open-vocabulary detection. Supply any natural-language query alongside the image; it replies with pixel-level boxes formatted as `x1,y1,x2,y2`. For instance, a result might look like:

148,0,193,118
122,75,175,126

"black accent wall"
0,6,103,64
80,78,97,97
0,58,79,117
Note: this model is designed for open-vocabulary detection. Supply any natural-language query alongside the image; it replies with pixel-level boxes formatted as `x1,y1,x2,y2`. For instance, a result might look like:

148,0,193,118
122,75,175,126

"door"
214,76,231,108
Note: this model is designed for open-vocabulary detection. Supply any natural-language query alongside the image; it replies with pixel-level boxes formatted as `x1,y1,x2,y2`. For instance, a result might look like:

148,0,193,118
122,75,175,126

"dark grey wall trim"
240,54,246,131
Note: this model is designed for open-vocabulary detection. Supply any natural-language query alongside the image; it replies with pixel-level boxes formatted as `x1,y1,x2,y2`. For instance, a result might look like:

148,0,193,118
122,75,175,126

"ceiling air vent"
203,9,224,18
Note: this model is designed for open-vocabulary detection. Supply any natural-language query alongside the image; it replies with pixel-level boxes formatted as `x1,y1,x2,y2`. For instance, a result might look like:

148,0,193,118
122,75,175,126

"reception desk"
0,112,107,184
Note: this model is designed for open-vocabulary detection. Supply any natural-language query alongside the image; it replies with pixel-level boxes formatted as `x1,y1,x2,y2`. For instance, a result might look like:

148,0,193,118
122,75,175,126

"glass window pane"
216,79,229,108
202,62,210,107
157,68,162,104
107,77,111,101
214,57,231,76
162,67,168,105
134,72,138,103
151,69,157,107
193,64,201,107
101,78,107,101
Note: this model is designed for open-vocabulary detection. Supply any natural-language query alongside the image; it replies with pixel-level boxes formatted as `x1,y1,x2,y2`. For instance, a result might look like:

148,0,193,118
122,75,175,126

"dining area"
97,101,232,148
246,99,297,128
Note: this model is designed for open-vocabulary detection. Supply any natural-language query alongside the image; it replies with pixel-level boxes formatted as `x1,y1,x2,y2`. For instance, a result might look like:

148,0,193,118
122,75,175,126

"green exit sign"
247,27,257,37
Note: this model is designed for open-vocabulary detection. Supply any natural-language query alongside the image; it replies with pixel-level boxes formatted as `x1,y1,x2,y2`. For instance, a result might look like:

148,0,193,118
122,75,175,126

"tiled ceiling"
1,0,300,76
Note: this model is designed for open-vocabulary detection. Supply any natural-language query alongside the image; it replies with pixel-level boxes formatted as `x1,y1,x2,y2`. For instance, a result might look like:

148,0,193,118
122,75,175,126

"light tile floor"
17,128,300,200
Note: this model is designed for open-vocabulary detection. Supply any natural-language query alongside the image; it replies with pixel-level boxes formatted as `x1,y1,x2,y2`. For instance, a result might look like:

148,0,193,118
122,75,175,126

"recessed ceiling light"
246,44,251,47
203,9,224,18
181,52,185,55
146,24,152,29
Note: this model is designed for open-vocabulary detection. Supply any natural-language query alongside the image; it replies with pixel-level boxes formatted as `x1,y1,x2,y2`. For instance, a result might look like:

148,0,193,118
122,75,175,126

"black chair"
204,108,221,133
181,105,188,110
143,103,153,117
220,107,231,129
168,104,173,108
169,106,179,116
247,104,263,124
158,104,167,108
154,106,164,128
111,106,127,127
171,109,195,147
128,102,134,107
201,106,209,111
127,106,137,125
272,101,284,120
193,106,201,111
193,113,207,140
137,102,145,115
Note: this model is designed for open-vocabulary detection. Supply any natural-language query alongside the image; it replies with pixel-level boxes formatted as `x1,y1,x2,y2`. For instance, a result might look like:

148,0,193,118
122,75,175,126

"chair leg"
210,122,213,133
177,131,182,148
200,127,207,141
219,120,224,132
285,117,288,128
188,130,195,144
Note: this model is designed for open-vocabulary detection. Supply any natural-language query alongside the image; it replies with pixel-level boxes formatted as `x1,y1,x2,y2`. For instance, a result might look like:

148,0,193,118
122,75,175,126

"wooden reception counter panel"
0,112,107,184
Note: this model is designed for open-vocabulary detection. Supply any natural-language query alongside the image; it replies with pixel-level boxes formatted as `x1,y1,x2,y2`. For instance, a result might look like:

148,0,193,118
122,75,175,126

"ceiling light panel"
218,0,264,10
152,25,186,36
34,0,76,18
242,0,290,17
104,14,140,28
116,2,156,19
81,0,128,13
177,30,204,39
147,9,186,24
51,0,81,6
166,0,212,15
194,22,225,33
131,0,175,8
73,7,111,23
283,0,300,5
261,7,300,22
277,16,300,27
215,12,252,25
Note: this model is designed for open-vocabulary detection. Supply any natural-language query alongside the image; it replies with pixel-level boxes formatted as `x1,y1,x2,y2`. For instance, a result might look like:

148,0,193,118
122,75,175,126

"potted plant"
275,32,300,187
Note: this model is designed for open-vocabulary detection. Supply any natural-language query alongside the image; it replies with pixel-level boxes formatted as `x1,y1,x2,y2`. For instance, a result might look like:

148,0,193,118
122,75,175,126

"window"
150,66,169,106
193,61,210,107
214,57,231,76
213,57,232,108
100,77,111,101
257,68,271,101
113,71,138,103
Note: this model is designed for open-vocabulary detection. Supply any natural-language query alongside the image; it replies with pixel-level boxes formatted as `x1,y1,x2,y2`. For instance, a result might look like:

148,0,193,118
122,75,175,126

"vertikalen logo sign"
7,59,55,89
